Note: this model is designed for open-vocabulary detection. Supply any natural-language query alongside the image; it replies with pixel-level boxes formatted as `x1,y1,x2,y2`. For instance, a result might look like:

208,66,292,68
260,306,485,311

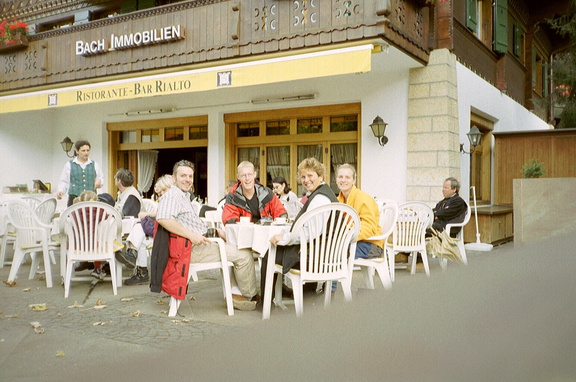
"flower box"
0,33,28,53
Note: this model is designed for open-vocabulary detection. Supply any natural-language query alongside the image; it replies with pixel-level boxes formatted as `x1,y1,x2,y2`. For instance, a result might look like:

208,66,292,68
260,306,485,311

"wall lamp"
370,116,389,146
60,136,75,158
460,125,483,154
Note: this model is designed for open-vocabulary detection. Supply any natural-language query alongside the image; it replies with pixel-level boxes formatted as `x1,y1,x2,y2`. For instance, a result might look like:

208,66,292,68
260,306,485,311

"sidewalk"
1,234,575,381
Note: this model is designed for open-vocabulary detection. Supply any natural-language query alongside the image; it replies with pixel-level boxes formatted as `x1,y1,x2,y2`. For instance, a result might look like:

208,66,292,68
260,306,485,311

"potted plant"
521,157,545,178
0,18,29,52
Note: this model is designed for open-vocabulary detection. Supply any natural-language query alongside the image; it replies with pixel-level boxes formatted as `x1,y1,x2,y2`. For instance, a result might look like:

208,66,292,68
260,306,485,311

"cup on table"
274,217,287,225
239,216,250,224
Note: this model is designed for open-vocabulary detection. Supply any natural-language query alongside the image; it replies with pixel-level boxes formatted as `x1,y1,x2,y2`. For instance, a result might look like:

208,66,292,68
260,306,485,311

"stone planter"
0,33,28,54
513,177,576,246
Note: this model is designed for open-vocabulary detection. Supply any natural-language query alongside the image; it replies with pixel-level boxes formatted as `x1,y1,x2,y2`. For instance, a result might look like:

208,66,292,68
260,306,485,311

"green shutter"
513,23,521,57
120,0,137,14
494,0,508,53
531,50,536,88
543,62,549,97
138,0,156,10
466,0,477,32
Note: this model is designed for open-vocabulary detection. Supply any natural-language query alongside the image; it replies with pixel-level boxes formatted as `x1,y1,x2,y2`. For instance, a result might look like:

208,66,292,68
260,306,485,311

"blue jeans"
331,241,373,291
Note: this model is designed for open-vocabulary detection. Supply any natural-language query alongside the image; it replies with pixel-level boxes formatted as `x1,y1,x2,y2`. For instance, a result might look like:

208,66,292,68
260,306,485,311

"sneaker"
74,262,93,272
116,248,137,270
232,295,257,311
90,268,106,280
124,266,149,286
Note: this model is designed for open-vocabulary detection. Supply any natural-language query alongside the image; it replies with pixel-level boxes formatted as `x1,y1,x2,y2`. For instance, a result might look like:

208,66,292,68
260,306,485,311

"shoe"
90,268,106,280
116,248,137,269
124,266,149,286
74,262,93,272
395,253,409,263
232,295,257,311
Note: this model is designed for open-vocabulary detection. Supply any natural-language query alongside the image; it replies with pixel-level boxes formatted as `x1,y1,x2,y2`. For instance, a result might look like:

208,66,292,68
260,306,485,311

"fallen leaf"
37,275,45,281
5,314,19,318
159,310,168,314
95,299,105,306
156,300,165,305
120,297,134,302
22,288,31,292
30,322,44,334
28,303,48,311
93,305,107,310
67,301,84,309
29,321,41,328
130,311,140,317
55,351,65,357
34,327,45,334
3,280,16,287
189,296,196,301
92,321,111,326
171,319,190,324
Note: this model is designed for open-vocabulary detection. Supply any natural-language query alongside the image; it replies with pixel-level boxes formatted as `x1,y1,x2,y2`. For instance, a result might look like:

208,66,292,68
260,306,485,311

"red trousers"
162,234,192,300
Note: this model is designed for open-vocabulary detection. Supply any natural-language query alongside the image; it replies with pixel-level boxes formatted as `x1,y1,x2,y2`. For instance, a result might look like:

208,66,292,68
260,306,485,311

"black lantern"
370,116,389,146
460,125,483,154
60,137,74,158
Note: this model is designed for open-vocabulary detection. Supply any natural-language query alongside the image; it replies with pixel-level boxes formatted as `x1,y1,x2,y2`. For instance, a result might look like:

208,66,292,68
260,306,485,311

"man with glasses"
153,160,259,311
222,161,287,224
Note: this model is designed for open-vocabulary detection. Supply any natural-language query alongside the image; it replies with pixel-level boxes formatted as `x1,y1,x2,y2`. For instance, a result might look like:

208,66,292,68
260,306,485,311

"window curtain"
267,146,290,181
137,150,158,193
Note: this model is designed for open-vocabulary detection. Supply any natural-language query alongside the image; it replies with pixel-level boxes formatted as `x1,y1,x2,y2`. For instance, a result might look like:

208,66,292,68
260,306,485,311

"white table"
225,223,291,255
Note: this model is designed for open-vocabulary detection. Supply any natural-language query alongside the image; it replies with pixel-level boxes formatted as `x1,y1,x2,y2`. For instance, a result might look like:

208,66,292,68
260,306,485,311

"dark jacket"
150,223,169,293
432,193,468,237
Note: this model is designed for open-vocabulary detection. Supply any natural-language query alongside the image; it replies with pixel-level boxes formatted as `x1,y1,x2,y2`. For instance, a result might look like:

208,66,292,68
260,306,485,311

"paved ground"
1,234,575,381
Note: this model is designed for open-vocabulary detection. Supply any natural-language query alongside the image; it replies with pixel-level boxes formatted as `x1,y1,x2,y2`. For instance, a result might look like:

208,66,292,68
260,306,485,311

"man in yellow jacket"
336,163,384,260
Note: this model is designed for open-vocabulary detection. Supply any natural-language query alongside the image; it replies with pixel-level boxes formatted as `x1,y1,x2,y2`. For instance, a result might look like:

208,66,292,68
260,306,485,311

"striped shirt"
156,185,207,235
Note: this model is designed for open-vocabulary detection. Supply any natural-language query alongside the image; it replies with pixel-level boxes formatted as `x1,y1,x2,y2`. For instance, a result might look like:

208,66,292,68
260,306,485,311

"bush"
521,158,545,178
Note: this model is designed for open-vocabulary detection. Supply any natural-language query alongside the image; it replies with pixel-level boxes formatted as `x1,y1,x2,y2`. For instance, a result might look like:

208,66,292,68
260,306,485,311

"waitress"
56,140,104,207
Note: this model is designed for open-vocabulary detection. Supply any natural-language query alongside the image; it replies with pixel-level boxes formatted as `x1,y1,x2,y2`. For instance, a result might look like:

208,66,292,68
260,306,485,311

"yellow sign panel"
0,45,372,114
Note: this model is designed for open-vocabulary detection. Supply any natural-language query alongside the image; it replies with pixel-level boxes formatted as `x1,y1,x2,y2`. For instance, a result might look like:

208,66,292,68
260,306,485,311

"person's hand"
190,232,211,245
269,233,284,246
216,228,226,241
138,211,149,219
56,192,63,200
94,179,102,189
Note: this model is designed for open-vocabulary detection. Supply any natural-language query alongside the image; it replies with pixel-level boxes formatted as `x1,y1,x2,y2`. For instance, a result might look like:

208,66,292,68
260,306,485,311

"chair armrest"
208,237,228,264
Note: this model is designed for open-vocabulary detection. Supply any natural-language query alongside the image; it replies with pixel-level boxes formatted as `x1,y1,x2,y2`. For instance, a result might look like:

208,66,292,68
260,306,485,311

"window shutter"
494,0,508,53
138,0,156,10
466,0,478,32
543,62,549,97
121,0,137,14
531,50,537,89
513,23,522,57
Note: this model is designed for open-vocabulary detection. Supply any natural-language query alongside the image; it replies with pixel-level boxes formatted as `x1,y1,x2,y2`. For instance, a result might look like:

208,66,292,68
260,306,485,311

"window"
532,48,549,97
512,22,524,60
226,103,360,194
466,0,508,53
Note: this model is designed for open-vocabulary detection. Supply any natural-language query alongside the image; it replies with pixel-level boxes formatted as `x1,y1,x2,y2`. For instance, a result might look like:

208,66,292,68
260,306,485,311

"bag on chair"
141,216,156,237
427,228,464,265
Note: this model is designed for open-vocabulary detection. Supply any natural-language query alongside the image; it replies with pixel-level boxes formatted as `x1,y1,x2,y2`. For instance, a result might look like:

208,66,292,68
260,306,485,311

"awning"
0,44,373,114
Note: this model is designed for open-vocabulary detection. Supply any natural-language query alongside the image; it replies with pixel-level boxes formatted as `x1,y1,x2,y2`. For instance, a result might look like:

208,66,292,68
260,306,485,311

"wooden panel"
494,130,576,205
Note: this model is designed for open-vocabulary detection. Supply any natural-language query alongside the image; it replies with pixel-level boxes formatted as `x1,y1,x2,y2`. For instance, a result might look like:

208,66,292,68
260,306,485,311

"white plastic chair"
0,202,16,268
6,200,59,288
168,237,234,317
262,203,360,319
391,202,434,278
204,210,223,229
436,203,471,269
354,202,398,289
141,198,158,214
58,202,123,297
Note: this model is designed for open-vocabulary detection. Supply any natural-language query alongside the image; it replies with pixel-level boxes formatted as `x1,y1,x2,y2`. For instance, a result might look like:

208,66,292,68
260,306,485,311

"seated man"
155,160,259,311
398,177,468,267
222,161,287,224
114,168,142,218
430,177,468,237
336,163,384,259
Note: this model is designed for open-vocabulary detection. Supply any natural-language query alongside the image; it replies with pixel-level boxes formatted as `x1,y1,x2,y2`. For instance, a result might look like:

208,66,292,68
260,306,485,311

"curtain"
137,150,158,193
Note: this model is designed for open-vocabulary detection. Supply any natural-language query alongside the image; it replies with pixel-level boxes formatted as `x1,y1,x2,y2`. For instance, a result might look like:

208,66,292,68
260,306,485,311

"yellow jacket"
338,185,383,248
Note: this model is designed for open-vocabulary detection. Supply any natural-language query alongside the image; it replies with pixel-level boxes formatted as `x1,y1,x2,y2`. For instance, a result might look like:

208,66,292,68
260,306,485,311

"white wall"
0,45,420,204
456,62,551,200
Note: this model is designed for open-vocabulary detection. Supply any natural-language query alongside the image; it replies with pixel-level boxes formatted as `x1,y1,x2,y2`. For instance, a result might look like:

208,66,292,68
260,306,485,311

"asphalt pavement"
1,234,575,381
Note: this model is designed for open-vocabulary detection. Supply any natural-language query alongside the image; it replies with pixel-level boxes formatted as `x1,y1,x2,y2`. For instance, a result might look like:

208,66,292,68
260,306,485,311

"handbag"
141,216,156,237
426,228,464,264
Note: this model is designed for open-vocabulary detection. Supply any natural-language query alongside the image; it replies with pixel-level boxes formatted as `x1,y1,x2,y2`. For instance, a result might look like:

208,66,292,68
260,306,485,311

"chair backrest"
58,202,122,259
398,201,434,227
35,197,57,225
141,198,158,214
7,200,46,247
204,209,223,228
21,196,42,209
379,202,399,240
394,203,433,250
287,203,360,282
445,203,472,237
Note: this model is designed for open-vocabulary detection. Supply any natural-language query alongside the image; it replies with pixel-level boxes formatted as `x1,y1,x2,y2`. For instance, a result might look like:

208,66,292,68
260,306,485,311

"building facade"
0,0,567,217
